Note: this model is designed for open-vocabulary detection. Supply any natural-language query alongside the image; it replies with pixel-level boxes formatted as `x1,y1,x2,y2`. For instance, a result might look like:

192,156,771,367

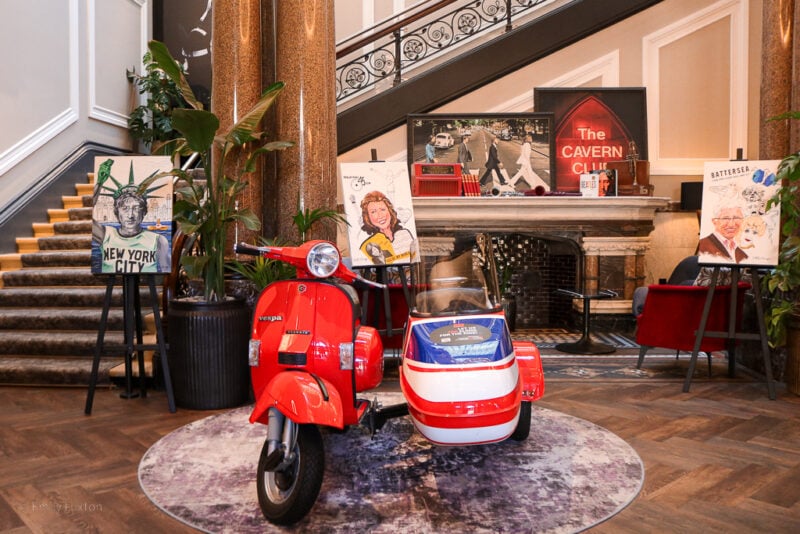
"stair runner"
0,175,158,386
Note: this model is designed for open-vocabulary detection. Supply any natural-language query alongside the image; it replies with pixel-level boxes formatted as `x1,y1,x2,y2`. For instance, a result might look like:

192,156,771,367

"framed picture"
91,156,174,274
698,160,781,267
534,87,647,192
339,161,419,267
407,113,555,193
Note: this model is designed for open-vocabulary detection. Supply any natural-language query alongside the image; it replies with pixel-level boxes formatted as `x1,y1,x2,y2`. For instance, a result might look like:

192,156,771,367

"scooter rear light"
339,342,354,370
248,339,260,367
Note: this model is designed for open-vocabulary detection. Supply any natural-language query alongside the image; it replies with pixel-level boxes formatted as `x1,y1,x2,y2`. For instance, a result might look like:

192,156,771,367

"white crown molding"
643,0,748,175
542,50,621,89
88,0,148,127
0,0,79,176
491,50,621,114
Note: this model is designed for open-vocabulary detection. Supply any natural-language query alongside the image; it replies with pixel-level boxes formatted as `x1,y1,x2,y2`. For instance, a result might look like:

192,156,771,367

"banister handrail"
336,0,460,59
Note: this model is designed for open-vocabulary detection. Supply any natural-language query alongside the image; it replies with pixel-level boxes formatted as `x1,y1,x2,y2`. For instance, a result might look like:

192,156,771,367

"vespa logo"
258,315,283,322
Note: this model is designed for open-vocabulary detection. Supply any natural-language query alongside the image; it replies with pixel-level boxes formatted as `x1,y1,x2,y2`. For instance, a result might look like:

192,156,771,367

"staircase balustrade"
336,0,557,106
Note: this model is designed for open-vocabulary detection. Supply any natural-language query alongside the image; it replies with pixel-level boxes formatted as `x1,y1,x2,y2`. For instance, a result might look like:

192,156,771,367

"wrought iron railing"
335,0,557,105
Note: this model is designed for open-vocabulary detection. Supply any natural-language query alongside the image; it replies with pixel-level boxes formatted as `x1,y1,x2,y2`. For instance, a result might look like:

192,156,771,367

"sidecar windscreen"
412,235,502,316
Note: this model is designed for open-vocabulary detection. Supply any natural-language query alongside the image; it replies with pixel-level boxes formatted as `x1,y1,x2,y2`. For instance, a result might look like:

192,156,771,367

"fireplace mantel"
411,196,670,235
411,196,671,315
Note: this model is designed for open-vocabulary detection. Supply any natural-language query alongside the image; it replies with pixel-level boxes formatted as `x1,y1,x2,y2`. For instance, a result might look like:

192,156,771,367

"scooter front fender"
249,371,345,429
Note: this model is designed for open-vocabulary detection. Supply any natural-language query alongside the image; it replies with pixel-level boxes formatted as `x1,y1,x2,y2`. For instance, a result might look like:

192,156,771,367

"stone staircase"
0,175,158,386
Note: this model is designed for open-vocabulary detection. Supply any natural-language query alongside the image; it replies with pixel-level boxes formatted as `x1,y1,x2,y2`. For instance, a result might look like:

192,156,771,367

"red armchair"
635,282,750,375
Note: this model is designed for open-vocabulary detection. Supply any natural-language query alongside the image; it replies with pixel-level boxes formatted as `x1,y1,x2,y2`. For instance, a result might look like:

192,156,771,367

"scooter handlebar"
235,241,387,290
234,242,271,257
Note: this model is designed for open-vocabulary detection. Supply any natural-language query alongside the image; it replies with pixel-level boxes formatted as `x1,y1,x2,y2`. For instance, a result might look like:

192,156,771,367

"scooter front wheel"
257,423,325,525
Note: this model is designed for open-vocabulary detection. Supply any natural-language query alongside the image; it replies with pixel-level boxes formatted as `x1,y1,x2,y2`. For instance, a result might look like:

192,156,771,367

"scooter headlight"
307,242,340,278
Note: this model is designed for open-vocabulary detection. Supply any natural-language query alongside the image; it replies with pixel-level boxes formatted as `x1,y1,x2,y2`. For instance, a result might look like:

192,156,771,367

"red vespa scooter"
234,240,388,526
237,234,545,527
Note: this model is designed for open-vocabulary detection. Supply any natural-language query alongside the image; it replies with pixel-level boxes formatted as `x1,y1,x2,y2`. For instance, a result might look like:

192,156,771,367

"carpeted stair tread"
70,207,93,220
52,220,92,234
0,287,126,307
0,308,125,330
75,183,93,196
18,250,91,268
48,207,93,223
0,331,128,356
0,267,106,287
35,235,92,250
61,195,93,209
0,356,123,386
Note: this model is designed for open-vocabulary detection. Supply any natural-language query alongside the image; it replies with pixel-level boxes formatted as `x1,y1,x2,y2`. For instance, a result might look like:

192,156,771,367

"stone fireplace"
411,196,670,328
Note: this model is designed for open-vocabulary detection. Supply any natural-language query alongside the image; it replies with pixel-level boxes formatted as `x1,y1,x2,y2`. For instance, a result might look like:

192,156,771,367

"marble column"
262,1,338,242
211,0,263,245
760,0,798,158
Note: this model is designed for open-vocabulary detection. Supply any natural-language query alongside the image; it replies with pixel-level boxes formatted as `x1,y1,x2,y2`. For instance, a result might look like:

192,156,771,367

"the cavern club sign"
554,96,633,191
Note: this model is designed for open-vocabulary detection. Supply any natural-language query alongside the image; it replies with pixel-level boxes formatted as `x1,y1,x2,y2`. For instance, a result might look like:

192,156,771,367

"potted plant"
146,40,293,409
764,111,800,393
127,51,188,154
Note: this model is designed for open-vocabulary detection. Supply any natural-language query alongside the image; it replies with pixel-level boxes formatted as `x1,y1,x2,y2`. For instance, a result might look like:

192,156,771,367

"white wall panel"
0,0,78,175
90,0,148,127
643,0,748,175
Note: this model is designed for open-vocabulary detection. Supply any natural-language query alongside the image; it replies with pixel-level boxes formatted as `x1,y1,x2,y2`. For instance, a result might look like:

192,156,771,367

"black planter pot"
167,297,252,410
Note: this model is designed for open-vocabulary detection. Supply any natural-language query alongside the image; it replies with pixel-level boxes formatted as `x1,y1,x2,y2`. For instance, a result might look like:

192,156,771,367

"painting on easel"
90,156,174,274
698,160,781,267
339,161,419,268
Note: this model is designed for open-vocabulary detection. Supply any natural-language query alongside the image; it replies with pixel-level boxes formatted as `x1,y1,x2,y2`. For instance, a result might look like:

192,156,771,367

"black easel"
85,274,176,414
354,149,412,336
684,265,776,400
358,265,413,339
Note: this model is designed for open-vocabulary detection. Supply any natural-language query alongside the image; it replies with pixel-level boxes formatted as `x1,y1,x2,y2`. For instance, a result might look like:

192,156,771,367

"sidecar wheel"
257,424,324,525
508,401,531,441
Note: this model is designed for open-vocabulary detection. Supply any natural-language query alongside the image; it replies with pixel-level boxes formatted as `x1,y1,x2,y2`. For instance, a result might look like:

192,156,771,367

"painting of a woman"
358,191,416,265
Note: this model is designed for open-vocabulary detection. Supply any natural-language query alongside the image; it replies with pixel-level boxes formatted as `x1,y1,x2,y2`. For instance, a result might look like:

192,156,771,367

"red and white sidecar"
397,234,544,445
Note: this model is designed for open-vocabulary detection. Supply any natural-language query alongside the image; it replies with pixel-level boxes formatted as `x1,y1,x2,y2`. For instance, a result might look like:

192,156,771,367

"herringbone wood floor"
2,379,799,533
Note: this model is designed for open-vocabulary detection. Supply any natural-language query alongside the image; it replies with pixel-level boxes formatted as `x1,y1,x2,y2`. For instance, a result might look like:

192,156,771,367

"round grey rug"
139,397,643,533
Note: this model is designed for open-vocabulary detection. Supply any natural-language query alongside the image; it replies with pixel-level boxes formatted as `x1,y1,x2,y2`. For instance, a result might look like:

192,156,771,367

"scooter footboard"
249,372,345,429
514,341,545,401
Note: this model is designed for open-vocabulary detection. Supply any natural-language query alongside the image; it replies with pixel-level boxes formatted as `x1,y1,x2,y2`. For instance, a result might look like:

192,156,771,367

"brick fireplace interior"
493,234,581,329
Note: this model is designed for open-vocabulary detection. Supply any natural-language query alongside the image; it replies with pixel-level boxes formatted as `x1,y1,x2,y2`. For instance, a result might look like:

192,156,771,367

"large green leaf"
233,208,262,231
244,142,294,172
172,109,219,154
147,40,203,110
225,82,286,146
